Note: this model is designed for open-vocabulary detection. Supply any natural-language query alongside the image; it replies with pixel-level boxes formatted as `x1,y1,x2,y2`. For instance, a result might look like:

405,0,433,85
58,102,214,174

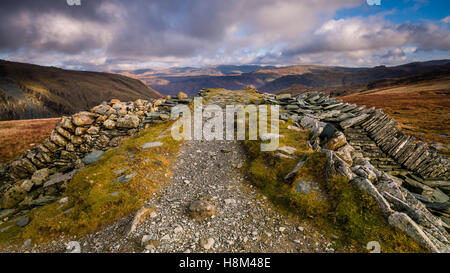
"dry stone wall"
264,91,450,253
0,96,190,211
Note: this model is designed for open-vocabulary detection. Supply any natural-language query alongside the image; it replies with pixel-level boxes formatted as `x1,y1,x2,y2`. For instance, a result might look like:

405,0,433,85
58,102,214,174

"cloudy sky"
0,0,449,71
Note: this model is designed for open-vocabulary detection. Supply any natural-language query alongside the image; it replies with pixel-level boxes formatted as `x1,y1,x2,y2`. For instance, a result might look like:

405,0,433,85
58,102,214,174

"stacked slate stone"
0,96,189,216
264,91,450,253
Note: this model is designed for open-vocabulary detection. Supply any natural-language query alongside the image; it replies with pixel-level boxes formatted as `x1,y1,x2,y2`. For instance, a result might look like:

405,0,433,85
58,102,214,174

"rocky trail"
25,91,334,253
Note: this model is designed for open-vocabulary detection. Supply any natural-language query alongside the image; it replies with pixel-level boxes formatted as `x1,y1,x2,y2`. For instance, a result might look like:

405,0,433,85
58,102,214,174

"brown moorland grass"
0,118,58,167
341,86,450,157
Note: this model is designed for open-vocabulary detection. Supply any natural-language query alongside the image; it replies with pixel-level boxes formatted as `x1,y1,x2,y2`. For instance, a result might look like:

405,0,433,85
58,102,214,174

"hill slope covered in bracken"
0,60,162,121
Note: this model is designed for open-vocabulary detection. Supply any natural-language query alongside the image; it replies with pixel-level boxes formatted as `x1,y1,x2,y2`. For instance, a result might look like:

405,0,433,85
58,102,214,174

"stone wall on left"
0,96,191,211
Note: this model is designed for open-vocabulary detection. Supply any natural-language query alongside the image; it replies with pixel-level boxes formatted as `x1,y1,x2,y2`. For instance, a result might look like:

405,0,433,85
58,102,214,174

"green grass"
0,121,183,247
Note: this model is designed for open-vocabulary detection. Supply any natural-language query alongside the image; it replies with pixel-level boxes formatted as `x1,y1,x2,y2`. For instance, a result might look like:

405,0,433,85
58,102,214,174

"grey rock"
22,238,32,248
20,180,34,192
340,114,369,129
116,114,140,128
30,196,58,206
431,188,449,203
284,159,306,180
0,209,15,219
82,150,105,165
142,142,163,150
127,206,152,236
58,197,69,204
388,212,441,253
277,146,296,155
113,169,127,175
44,169,80,187
295,181,311,194
15,216,30,227
114,173,137,184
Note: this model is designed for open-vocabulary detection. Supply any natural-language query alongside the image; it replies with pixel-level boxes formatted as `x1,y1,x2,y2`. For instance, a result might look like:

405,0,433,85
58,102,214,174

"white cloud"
442,15,450,23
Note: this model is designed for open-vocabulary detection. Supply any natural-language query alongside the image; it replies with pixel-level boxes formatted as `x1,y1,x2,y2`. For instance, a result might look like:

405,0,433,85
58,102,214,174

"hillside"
117,64,275,96
0,60,162,121
119,60,450,96
261,60,450,93
277,63,450,96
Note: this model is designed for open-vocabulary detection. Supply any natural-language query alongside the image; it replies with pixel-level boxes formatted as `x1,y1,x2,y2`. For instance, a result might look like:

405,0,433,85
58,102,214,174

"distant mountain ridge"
0,60,162,121
117,60,450,96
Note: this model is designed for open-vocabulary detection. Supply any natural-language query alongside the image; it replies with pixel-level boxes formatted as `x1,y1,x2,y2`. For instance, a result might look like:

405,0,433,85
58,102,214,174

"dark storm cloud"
0,0,447,69
0,0,362,59
0,0,113,53
0,0,247,57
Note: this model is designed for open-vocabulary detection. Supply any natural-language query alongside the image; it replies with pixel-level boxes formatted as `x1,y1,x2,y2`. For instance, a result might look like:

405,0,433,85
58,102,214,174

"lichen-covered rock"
55,126,72,139
96,135,110,148
87,126,100,135
96,115,108,122
59,116,75,132
335,144,355,165
276,94,291,99
20,180,33,192
10,158,37,179
50,131,68,147
43,138,59,152
31,168,49,186
70,135,83,145
118,109,128,115
116,114,140,128
322,149,355,181
388,212,441,253
177,92,188,100
103,119,115,130
323,131,347,151
1,185,26,209
109,137,122,147
72,112,95,126
60,150,78,161
74,127,88,136
91,105,110,115
66,142,75,152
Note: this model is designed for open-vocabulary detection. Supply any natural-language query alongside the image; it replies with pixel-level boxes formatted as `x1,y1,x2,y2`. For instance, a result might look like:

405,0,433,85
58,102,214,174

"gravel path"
27,92,335,253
